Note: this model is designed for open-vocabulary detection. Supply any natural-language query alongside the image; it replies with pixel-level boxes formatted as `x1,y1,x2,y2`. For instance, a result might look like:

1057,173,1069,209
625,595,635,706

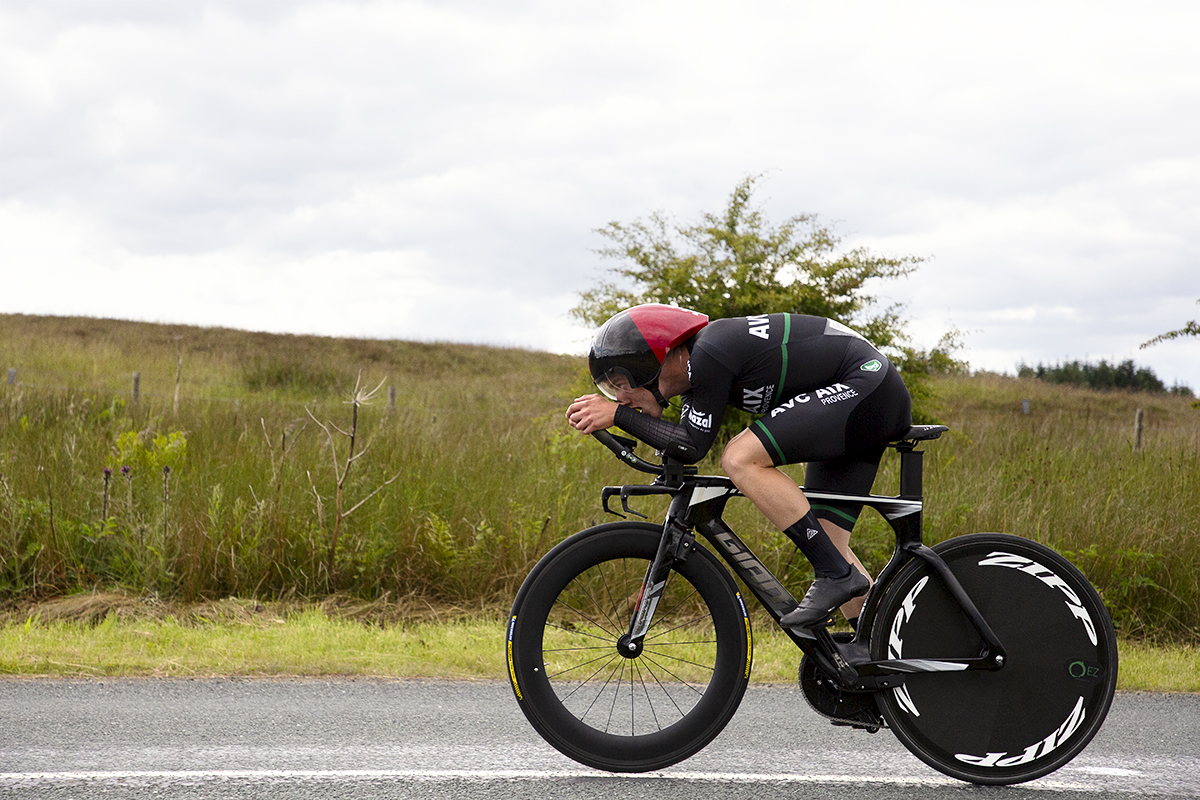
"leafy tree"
574,174,962,423
1018,359,1170,393
1141,298,1200,348
574,174,920,351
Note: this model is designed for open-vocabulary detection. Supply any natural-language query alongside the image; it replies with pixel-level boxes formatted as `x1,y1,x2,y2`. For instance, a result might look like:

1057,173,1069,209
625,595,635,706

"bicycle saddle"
891,424,950,443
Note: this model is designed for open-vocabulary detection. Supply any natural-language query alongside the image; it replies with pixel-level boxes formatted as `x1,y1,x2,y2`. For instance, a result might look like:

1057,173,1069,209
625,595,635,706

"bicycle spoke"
646,584,704,630
545,648,621,681
644,612,715,643
638,655,694,719
545,609,620,642
632,658,665,731
637,652,709,696
641,646,718,674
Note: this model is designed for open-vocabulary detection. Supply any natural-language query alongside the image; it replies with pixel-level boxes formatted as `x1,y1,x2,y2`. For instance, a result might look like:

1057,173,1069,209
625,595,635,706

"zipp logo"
888,576,928,717
978,553,1098,645
957,697,1087,768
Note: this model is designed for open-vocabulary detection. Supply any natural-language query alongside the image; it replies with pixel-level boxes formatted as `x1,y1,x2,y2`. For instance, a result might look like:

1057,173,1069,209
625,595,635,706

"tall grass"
2,315,1198,640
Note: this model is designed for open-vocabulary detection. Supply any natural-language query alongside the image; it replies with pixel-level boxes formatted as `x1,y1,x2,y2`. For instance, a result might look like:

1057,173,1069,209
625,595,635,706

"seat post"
890,424,948,500
898,445,924,499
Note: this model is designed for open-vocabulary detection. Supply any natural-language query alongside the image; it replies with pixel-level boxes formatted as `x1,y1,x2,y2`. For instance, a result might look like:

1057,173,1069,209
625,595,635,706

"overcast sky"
2,0,1198,391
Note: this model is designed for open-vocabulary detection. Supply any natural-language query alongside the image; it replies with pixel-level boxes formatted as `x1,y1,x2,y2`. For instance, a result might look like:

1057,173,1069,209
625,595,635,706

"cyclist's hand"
566,394,617,435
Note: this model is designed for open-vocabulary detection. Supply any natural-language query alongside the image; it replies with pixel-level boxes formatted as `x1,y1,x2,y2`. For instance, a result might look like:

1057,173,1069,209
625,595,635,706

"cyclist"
566,303,912,629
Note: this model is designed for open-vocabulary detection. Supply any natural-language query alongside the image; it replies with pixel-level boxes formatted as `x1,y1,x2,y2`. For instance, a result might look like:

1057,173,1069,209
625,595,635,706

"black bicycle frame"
604,441,1007,693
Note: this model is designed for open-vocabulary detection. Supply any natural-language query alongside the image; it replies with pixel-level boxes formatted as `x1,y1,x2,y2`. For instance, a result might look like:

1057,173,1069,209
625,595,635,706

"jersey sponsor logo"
861,359,882,372
816,383,858,405
742,384,775,414
747,314,771,340
769,392,811,417
687,408,714,431
769,382,858,415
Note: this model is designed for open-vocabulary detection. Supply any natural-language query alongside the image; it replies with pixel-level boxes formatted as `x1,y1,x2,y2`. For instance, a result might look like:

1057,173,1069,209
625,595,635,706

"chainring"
798,633,884,733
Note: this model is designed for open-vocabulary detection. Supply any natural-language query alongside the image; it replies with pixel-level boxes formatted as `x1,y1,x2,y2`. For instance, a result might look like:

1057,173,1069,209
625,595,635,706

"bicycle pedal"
830,717,882,734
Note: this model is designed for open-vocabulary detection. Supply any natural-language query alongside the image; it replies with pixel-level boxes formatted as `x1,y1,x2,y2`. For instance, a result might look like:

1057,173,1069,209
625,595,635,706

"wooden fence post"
132,372,140,403
1134,408,1145,451
5,368,14,385
389,385,397,412
174,342,183,417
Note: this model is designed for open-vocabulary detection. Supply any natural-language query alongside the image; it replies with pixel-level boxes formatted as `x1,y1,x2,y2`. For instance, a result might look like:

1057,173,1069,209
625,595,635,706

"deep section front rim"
508,524,751,772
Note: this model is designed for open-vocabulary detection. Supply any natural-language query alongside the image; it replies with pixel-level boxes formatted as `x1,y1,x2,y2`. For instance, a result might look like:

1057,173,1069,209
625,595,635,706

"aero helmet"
589,304,708,402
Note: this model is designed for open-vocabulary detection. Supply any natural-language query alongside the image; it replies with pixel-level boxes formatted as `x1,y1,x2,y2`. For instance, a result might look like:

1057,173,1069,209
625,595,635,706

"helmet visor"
594,366,660,401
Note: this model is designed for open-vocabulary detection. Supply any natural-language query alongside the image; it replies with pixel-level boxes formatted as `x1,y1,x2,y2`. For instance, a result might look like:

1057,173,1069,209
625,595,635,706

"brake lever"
601,487,648,518
601,484,679,519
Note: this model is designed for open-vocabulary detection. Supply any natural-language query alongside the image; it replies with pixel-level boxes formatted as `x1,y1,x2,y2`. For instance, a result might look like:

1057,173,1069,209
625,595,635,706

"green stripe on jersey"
753,420,786,465
772,314,791,406
811,503,859,525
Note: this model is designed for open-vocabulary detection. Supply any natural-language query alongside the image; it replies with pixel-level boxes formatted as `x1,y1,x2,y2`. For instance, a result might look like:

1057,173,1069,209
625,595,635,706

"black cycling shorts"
750,358,911,529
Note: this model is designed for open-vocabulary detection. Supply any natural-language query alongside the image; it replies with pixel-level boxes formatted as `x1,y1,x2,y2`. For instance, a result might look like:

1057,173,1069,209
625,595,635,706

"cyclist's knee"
721,431,773,479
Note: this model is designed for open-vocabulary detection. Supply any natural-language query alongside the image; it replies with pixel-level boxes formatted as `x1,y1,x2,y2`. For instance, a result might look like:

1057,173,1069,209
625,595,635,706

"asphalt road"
1,680,1197,799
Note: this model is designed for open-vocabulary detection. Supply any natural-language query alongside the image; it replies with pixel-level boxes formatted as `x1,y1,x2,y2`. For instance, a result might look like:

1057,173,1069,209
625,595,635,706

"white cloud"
1,0,1197,390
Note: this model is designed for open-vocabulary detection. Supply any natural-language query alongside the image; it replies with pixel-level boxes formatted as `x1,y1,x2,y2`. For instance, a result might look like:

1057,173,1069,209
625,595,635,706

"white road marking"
1066,766,1144,777
0,768,1100,790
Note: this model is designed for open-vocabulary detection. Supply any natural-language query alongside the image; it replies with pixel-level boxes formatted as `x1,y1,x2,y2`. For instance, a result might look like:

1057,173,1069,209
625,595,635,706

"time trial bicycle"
506,425,1118,785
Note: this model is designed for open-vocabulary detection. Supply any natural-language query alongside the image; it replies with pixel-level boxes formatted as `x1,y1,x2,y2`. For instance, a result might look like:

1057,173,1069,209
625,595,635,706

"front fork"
622,497,696,653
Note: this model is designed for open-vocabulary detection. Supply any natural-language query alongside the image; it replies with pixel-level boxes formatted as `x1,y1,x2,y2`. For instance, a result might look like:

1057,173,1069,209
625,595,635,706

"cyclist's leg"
805,452,887,623
821,519,870,621
748,360,908,625
720,431,813,530
721,433,853,575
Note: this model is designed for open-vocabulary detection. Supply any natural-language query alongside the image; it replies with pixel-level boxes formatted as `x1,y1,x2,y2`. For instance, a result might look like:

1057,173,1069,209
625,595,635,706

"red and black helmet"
588,304,709,401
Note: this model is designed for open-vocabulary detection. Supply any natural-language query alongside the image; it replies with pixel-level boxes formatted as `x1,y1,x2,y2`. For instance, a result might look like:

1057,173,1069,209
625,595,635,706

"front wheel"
507,523,752,772
871,533,1118,785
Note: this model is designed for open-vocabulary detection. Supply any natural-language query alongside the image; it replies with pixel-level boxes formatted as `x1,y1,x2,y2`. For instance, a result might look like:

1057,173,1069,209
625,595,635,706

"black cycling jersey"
612,314,912,528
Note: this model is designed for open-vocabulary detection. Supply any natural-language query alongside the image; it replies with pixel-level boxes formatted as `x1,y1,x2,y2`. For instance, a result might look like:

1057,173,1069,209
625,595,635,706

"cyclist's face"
619,387,662,418
598,371,661,414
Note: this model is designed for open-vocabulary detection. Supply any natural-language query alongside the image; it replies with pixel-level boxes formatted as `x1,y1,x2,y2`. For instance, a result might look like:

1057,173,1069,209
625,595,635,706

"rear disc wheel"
871,533,1118,785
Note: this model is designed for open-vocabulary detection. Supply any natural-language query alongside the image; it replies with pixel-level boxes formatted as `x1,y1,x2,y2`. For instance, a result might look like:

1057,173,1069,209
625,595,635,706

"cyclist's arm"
613,405,703,462
612,349,732,463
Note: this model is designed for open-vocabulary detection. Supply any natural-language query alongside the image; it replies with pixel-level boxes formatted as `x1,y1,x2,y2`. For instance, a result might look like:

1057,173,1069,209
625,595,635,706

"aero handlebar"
590,430,662,475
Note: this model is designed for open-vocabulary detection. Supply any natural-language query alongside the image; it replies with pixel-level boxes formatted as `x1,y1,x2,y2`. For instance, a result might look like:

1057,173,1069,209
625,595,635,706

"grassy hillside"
2,314,1198,641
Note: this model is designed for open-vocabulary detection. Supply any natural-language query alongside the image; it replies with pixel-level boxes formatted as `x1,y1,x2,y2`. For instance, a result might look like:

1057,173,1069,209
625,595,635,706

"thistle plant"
102,467,112,524
306,373,401,588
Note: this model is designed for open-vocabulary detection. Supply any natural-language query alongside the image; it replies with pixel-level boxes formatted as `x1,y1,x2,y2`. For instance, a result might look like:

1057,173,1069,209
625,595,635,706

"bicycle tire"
870,533,1118,785
507,522,752,772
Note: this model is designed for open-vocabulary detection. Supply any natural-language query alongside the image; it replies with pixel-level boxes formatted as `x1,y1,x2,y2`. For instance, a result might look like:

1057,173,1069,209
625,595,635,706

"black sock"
784,512,851,580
